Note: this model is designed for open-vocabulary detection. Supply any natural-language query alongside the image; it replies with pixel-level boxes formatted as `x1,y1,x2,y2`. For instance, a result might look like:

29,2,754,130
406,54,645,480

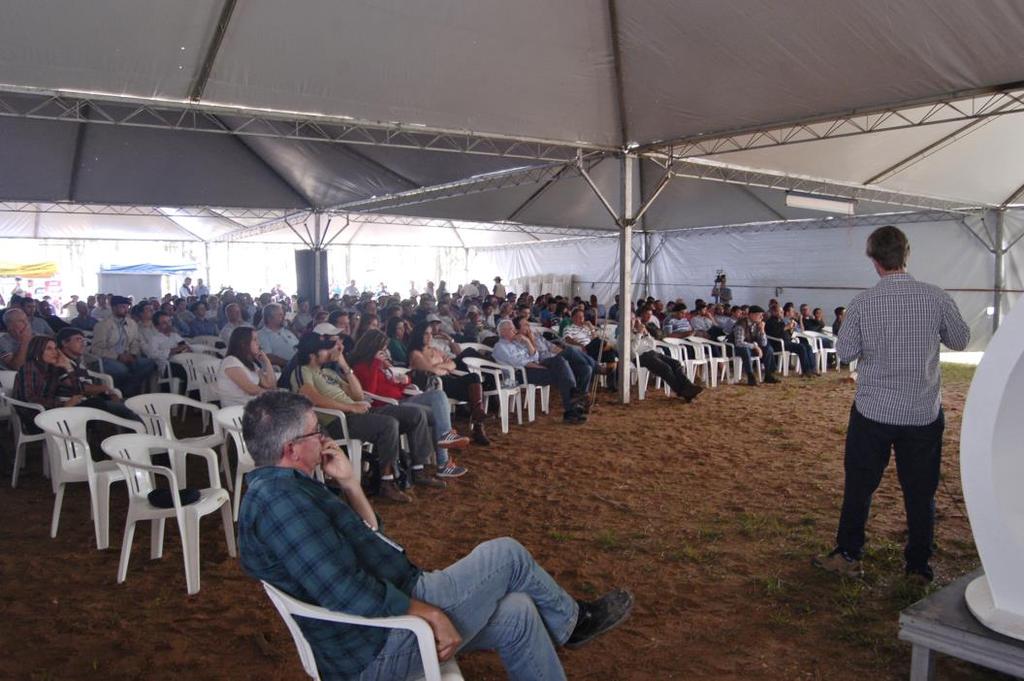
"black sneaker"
565,589,634,649
746,374,758,386
764,374,780,384
563,410,588,425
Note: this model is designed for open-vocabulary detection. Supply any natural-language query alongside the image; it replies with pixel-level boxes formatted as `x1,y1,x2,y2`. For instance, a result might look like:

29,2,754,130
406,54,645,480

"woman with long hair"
385,316,410,365
290,334,444,502
216,326,277,408
349,330,468,478
354,312,380,341
12,336,84,433
407,321,490,445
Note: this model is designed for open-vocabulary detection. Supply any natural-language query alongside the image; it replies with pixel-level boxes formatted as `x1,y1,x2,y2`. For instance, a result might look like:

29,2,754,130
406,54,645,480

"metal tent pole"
993,209,1006,333
618,154,637,404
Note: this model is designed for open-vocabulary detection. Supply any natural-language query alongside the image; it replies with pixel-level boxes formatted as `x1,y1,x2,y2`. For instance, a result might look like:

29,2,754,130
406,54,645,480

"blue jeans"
403,389,453,466
358,538,579,681
101,356,157,397
735,344,776,378
558,346,595,395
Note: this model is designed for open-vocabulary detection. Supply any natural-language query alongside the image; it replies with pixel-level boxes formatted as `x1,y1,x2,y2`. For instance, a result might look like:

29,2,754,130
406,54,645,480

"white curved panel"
961,297,1024,640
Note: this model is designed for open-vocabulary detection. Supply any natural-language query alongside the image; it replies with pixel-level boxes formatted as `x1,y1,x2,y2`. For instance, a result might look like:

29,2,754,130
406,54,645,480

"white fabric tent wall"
469,217,1011,351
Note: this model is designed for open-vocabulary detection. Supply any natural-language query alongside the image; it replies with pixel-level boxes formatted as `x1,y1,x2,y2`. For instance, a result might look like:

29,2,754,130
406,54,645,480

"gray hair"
496,318,516,333
2,308,26,326
261,302,282,326
242,391,313,466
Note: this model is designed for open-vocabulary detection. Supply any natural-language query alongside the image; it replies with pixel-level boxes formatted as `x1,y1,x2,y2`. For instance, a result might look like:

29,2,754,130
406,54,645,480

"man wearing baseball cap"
90,294,157,396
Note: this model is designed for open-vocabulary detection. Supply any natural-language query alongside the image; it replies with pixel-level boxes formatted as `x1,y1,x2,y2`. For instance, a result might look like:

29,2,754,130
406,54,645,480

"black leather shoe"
565,589,634,649
764,374,780,384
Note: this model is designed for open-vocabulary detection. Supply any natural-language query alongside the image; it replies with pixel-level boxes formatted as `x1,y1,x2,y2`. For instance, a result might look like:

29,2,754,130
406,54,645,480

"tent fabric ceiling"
1,1,1024,240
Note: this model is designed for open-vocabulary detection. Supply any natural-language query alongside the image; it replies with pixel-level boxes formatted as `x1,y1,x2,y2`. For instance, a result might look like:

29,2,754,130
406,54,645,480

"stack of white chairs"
101,433,235,595
34,407,144,548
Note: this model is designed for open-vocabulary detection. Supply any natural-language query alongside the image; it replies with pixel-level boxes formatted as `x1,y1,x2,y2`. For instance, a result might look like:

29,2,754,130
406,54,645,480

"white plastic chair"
658,338,710,392
458,342,493,356
189,335,224,349
631,350,651,401
719,337,762,383
461,357,522,434
125,393,224,480
801,330,837,373
262,581,463,681
310,407,363,485
685,337,729,387
2,369,50,487
34,407,143,549
766,336,801,377
213,405,255,520
512,366,550,421
170,352,221,425
87,369,124,398
101,433,236,595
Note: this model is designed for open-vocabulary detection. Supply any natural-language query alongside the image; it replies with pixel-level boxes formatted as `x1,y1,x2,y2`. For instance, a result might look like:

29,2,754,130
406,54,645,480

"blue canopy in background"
100,264,197,275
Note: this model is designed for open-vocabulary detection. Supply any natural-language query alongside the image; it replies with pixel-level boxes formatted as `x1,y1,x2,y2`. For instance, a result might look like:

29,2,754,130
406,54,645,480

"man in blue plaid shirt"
814,226,970,583
238,391,633,681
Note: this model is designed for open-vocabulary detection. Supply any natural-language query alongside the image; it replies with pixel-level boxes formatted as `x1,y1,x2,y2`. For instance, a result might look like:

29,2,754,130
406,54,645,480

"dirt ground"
0,365,1006,681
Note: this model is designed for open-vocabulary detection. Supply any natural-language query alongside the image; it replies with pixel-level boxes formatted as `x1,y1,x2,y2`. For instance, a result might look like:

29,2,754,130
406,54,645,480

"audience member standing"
814,226,969,583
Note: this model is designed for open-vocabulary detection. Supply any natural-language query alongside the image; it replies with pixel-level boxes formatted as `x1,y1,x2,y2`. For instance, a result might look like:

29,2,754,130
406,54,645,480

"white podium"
960,299,1024,641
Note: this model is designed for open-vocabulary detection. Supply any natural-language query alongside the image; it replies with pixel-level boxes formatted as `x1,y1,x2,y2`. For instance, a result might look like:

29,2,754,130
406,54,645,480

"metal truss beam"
189,0,238,102
330,154,605,213
0,85,609,163
0,200,300,221
666,159,990,213
652,209,977,239
643,86,1024,160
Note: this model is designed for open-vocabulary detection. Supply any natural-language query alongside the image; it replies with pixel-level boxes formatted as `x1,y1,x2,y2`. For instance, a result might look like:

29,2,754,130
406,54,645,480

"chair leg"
117,518,137,584
221,443,233,492
221,503,238,558
181,511,201,595
499,394,510,434
94,480,112,550
50,483,66,538
10,441,25,488
514,392,523,426
150,518,166,559
233,471,245,521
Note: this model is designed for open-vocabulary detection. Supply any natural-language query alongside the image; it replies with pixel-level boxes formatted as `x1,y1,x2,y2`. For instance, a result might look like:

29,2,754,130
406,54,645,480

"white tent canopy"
2,0,1024,357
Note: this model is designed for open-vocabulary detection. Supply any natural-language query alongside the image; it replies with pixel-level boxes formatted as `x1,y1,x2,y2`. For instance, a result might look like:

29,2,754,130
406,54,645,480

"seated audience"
407,321,490,445
257,303,299,367
561,308,618,389
350,329,469,478
13,336,85,433
146,311,192,378
188,301,219,338
729,305,778,386
627,315,703,401
0,308,33,370
516,317,594,401
91,295,157,397
493,319,588,424
764,304,817,377
217,326,277,408
36,300,69,334
53,328,139,421
385,316,410,366
15,297,54,337
90,294,112,322
832,306,846,336
218,302,252,346
237,390,633,681
70,301,97,332
289,334,444,502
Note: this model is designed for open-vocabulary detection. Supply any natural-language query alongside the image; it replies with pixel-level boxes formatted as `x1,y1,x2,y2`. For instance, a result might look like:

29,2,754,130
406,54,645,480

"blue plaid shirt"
238,467,421,679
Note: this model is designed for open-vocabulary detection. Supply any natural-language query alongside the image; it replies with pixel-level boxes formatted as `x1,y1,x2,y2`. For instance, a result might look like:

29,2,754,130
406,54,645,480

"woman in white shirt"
217,326,277,408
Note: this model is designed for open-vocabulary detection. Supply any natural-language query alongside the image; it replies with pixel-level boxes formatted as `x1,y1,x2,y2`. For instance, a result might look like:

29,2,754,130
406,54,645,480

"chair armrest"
313,407,352,441
109,458,183,503
175,444,223,489
363,391,399,406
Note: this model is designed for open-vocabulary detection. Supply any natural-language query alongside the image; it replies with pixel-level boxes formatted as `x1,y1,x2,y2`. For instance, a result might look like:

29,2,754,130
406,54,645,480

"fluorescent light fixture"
785,192,855,215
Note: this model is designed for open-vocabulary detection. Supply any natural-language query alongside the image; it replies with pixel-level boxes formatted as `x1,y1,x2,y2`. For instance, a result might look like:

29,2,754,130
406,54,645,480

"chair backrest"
261,581,447,681
215,405,254,468
125,392,219,438
100,433,178,500
35,407,144,485
459,342,493,355
190,335,223,348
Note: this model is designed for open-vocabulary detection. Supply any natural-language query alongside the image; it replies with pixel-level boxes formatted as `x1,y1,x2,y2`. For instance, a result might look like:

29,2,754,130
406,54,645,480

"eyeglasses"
290,425,323,443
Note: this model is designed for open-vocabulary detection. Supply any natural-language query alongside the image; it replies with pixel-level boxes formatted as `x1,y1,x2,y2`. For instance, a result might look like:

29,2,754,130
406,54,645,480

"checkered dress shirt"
837,273,969,426
238,467,421,679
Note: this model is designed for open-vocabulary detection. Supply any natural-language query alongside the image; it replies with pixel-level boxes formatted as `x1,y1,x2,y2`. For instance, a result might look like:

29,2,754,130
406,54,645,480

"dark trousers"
735,344,776,378
525,356,579,414
836,405,944,570
325,412,406,468
373,403,433,466
638,350,694,395
558,347,594,394
783,340,816,375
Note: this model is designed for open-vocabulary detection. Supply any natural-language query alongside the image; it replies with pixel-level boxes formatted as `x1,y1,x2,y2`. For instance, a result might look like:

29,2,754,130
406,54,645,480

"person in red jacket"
350,329,470,478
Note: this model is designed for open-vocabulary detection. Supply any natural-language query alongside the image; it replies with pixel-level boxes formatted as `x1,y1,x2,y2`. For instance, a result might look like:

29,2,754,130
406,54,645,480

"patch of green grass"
941,363,976,384
756,574,788,598
548,530,573,543
696,526,724,543
594,529,621,551
736,512,785,539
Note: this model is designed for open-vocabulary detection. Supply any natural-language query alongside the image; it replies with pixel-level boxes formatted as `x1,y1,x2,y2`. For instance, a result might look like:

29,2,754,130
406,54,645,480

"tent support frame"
993,209,1005,333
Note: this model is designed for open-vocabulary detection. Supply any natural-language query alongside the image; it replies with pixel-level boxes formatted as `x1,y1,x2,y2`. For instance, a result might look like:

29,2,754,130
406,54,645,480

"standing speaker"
294,249,328,305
